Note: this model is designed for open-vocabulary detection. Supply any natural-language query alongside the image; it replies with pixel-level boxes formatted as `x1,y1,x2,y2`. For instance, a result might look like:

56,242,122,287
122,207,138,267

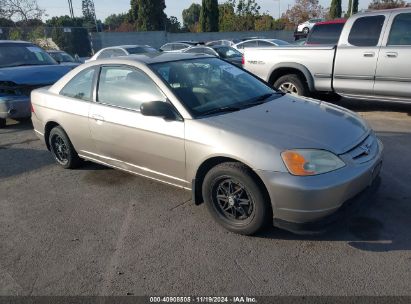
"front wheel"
202,162,271,235
274,74,309,97
49,126,82,169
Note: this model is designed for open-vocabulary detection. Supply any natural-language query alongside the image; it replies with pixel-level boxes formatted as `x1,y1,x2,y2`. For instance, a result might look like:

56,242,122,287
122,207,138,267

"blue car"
0,41,74,128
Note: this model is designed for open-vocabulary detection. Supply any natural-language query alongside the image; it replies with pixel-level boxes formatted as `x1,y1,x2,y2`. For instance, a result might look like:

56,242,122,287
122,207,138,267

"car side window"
161,44,172,51
97,66,166,111
348,16,385,47
257,41,273,47
173,44,188,50
203,48,217,56
60,68,96,101
185,47,203,53
97,50,113,59
388,13,411,46
241,41,258,48
111,49,127,57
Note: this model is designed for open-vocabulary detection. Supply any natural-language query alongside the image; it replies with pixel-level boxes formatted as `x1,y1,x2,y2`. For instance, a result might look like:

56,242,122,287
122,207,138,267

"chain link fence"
0,26,93,57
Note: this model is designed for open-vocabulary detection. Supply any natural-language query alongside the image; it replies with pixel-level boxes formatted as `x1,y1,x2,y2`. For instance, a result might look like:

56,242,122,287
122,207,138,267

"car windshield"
0,43,57,68
214,47,242,58
150,58,279,118
126,46,158,54
50,52,75,63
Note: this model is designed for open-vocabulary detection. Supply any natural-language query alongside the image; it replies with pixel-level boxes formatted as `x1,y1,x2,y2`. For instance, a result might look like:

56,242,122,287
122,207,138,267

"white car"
233,39,290,54
86,45,158,62
160,42,199,53
296,18,325,35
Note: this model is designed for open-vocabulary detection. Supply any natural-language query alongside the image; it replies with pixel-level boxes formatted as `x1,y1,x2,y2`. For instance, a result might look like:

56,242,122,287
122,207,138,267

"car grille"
345,133,379,164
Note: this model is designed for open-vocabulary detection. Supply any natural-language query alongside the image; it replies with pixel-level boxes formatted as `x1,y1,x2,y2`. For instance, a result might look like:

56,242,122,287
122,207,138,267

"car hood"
0,65,73,86
198,95,369,155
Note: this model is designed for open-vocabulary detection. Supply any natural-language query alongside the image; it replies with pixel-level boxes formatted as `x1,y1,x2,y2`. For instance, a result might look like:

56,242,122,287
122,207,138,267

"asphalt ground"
0,100,411,296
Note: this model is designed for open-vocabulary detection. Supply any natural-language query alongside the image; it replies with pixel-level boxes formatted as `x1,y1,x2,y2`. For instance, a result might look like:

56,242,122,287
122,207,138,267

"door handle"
385,52,398,58
91,114,105,122
363,52,375,58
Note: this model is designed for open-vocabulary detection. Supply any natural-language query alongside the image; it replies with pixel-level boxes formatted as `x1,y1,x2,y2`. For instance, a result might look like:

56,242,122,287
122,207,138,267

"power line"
67,0,74,18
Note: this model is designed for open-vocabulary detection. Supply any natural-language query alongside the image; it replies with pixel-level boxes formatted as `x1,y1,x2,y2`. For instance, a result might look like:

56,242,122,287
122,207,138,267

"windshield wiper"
241,92,283,108
201,106,241,117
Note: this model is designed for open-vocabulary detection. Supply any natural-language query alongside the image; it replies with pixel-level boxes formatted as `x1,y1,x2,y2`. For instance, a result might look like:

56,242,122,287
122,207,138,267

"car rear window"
307,23,345,45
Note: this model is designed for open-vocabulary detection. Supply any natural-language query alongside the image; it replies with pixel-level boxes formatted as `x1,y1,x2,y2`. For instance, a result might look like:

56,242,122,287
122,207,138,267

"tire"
202,162,271,235
0,118,6,128
303,27,309,35
48,126,82,169
274,74,309,97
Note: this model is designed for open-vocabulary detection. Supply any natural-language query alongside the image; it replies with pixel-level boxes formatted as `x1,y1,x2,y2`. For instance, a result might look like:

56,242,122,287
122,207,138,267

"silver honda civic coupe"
31,53,383,235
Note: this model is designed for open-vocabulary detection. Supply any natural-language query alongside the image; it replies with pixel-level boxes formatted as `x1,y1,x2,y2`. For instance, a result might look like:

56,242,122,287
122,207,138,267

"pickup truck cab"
244,8,411,103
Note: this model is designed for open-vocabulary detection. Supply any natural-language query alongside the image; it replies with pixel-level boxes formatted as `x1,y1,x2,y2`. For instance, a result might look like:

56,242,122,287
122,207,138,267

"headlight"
281,149,345,176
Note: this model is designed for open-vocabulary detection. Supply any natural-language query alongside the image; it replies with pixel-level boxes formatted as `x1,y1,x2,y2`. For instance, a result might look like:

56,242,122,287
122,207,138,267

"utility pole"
274,0,281,19
67,0,74,18
90,0,99,32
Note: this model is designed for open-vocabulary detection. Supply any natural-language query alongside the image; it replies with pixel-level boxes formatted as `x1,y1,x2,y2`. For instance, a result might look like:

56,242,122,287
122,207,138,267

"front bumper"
0,95,31,119
257,140,383,233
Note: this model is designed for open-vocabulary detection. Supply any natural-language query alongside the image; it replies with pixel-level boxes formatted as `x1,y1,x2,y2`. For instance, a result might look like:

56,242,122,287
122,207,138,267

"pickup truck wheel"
49,126,82,169
0,118,6,128
274,74,309,97
202,162,270,235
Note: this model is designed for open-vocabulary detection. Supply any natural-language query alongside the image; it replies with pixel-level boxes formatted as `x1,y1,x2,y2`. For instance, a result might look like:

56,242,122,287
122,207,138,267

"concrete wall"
90,30,294,51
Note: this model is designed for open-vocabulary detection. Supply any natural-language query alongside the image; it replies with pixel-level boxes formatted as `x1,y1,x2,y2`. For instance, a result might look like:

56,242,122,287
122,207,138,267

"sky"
37,0,369,23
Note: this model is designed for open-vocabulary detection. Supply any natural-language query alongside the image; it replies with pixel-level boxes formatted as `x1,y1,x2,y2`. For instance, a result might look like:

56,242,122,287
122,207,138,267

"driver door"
88,65,188,187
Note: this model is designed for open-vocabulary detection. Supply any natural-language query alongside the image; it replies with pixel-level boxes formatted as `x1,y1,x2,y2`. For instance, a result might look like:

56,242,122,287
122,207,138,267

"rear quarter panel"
243,46,336,91
31,88,94,153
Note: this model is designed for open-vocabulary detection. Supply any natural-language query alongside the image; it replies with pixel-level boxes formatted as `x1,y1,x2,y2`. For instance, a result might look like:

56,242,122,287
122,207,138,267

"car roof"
47,50,66,53
315,19,347,25
0,40,33,44
358,7,411,15
102,45,150,49
101,52,211,65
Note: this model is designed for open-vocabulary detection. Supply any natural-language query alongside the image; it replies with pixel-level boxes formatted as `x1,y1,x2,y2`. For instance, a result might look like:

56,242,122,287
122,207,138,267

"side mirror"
140,101,176,120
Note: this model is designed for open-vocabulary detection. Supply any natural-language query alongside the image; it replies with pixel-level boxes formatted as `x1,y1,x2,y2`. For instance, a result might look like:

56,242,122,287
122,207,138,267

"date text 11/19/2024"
149,296,257,303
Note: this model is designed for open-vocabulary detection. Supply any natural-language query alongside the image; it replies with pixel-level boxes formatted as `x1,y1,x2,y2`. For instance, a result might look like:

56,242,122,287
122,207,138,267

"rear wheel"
49,126,82,169
0,118,6,128
274,74,309,97
202,162,271,235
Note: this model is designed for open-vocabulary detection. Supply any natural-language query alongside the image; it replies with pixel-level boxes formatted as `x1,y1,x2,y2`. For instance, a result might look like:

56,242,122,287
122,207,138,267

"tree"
235,0,261,31
104,13,128,31
219,2,236,31
254,14,273,31
200,0,219,32
128,0,139,22
167,16,181,33
329,0,342,19
346,0,359,17
368,0,406,9
182,3,201,31
0,0,45,23
137,0,167,31
282,0,326,28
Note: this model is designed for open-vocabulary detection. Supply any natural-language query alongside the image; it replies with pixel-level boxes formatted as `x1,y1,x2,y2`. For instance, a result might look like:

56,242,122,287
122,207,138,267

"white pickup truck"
244,8,411,103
